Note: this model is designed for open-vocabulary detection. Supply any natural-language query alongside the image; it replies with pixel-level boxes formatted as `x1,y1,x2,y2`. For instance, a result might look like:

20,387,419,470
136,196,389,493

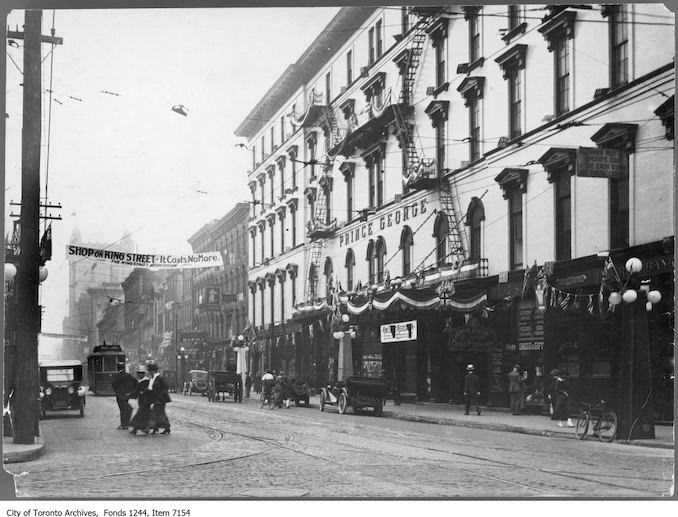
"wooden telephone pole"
9,10,62,444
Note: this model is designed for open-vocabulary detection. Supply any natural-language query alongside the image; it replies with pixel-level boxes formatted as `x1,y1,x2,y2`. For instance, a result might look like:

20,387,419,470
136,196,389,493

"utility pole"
10,10,62,444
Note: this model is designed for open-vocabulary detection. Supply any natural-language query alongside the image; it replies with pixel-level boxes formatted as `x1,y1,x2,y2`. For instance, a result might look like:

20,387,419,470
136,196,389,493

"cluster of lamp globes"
333,313,356,340
607,257,662,311
4,263,49,283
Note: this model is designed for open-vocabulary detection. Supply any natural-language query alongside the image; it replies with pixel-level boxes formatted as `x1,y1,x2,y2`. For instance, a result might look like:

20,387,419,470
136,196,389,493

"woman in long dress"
129,377,152,435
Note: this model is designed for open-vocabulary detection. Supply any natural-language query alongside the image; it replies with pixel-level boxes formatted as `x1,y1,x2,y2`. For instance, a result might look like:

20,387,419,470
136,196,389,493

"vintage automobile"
39,360,86,418
284,378,311,407
183,369,209,396
319,376,389,416
207,370,242,402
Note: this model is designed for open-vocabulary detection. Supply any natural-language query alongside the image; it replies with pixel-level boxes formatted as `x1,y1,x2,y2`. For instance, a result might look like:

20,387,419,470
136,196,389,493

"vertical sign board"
380,320,418,343
518,308,544,352
576,147,628,179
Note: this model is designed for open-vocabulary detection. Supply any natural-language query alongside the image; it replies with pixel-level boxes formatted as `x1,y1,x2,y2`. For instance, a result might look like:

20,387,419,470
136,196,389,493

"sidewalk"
2,433,45,464
376,399,674,450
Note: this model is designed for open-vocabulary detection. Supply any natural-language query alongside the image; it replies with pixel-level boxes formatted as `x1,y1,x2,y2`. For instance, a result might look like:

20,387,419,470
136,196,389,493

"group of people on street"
462,363,574,427
112,361,171,435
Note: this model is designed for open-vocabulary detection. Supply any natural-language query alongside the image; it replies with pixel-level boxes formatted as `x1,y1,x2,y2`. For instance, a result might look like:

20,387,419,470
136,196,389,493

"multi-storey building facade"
184,202,250,371
62,228,135,360
236,5,674,431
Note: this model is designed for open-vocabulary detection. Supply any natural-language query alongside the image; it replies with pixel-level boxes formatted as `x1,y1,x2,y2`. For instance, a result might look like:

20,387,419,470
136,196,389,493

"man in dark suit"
463,364,481,416
147,363,171,434
111,362,138,429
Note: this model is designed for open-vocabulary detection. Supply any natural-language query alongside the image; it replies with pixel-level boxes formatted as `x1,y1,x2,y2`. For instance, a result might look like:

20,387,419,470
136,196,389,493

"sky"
3,6,340,335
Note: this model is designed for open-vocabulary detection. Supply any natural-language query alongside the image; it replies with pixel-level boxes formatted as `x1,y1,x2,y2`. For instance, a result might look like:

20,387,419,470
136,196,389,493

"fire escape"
294,91,348,303
392,8,468,272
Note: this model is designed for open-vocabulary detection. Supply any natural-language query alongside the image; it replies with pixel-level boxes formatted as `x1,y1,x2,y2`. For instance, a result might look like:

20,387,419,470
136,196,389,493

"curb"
3,442,45,464
383,411,674,450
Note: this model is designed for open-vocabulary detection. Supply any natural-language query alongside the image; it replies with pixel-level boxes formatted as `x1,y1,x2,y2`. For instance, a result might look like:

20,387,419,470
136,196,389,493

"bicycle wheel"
259,392,265,409
575,411,590,440
597,411,618,443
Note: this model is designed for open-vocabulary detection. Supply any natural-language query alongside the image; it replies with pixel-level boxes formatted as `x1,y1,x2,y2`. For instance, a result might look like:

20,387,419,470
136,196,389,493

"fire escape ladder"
304,241,324,302
393,16,434,184
437,176,466,264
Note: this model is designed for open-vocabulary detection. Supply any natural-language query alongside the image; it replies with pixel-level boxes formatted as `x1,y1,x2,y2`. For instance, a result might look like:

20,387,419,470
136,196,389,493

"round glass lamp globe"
4,263,17,280
622,289,638,304
608,292,622,305
647,290,662,304
39,266,49,282
625,257,643,274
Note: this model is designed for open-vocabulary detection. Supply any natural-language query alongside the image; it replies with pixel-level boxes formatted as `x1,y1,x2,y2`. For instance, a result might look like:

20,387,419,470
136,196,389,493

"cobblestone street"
4,394,674,498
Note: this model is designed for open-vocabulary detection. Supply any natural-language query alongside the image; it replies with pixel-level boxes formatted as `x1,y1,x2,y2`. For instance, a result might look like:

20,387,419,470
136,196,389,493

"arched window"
345,249,355,291
434,212,449,267
323,257,333,297
308,263,317,299
466,197,485,261
376,236,387,282
366,240,375,284
400,226,414,276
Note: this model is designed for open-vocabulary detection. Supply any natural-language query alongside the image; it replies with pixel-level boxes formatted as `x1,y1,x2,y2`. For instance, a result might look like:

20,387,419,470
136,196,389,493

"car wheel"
338,393,348,414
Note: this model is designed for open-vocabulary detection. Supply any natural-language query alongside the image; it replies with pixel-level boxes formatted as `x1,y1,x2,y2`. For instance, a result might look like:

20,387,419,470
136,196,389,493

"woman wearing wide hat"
550,369,574,427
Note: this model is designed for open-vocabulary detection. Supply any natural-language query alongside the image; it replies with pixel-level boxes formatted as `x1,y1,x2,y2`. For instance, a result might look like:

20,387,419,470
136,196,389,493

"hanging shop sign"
576,147,628,179
380,320,418,343
66,245,225,269
338,197,429,248
198,286,222,310
179,331,207,355
448,325,495,352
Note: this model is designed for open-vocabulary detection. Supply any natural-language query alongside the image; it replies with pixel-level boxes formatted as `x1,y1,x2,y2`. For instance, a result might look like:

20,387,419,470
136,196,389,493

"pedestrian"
550,369,574,427
508,364,524,415
147,363,172,434
253,371,261,394
111,361,138,429
245,372,252,398
391,369,401,406
129,372,152,435
463,364,481,416
273,372,286,408
261,370,275,401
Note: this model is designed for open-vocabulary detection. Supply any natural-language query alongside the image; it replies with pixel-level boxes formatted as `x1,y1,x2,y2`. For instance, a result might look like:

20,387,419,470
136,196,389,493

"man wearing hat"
508,364,524,415
147,362,172,434
463,364,481,416
111,361,138,430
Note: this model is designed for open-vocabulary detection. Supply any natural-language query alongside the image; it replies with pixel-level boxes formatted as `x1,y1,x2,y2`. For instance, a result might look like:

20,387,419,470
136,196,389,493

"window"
508,4,520,32
467,198,484,261
434,212,449,268
280,278,285,321
400,226,413,276
279,160,285,196
508,66,522,139
280,116,285,143
376,153,384,208
251,232,256,267
469,10,481,63
252,147,256,169
554,37,570,116
325,71,332,104
368,158,376,208
375,237,386,282
260,180,265,214
367,240,376,284
376,19,383,59
260,227,265,261
290,151,297,188
435,36,446,88
271,126,275,152
345,249,355,291
610,177,629,249
469,95,480,162
269,219,275,258
323,258,333,298
308,264,317,299
508,188,523,269
261,136,265,161
260,284,265,326
555,172,571,260
436,121,446,176
609,5,628,88
401,6,410,34
308,137,316,178
368,27,375,65
346,50,353,85
291,206,297,247
269,171,275,203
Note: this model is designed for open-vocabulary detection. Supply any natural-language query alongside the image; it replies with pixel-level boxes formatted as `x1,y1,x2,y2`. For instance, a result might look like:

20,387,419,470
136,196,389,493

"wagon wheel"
259,392,266,409
338,393,348,414
319,393,325,412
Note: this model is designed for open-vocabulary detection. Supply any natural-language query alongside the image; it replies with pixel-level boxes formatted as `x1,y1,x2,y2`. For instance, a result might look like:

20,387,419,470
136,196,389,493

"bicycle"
259,390,274,410
575,400,618,443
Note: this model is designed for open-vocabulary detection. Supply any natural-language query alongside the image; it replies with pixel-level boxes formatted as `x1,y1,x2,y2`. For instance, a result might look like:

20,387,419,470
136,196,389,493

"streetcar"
86,343,126,395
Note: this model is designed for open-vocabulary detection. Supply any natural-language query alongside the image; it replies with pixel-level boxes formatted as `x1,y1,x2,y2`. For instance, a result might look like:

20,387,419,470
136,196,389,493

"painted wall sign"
380,320,418,343
338,198,429,248
576,147,628,179
66,245,225,269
